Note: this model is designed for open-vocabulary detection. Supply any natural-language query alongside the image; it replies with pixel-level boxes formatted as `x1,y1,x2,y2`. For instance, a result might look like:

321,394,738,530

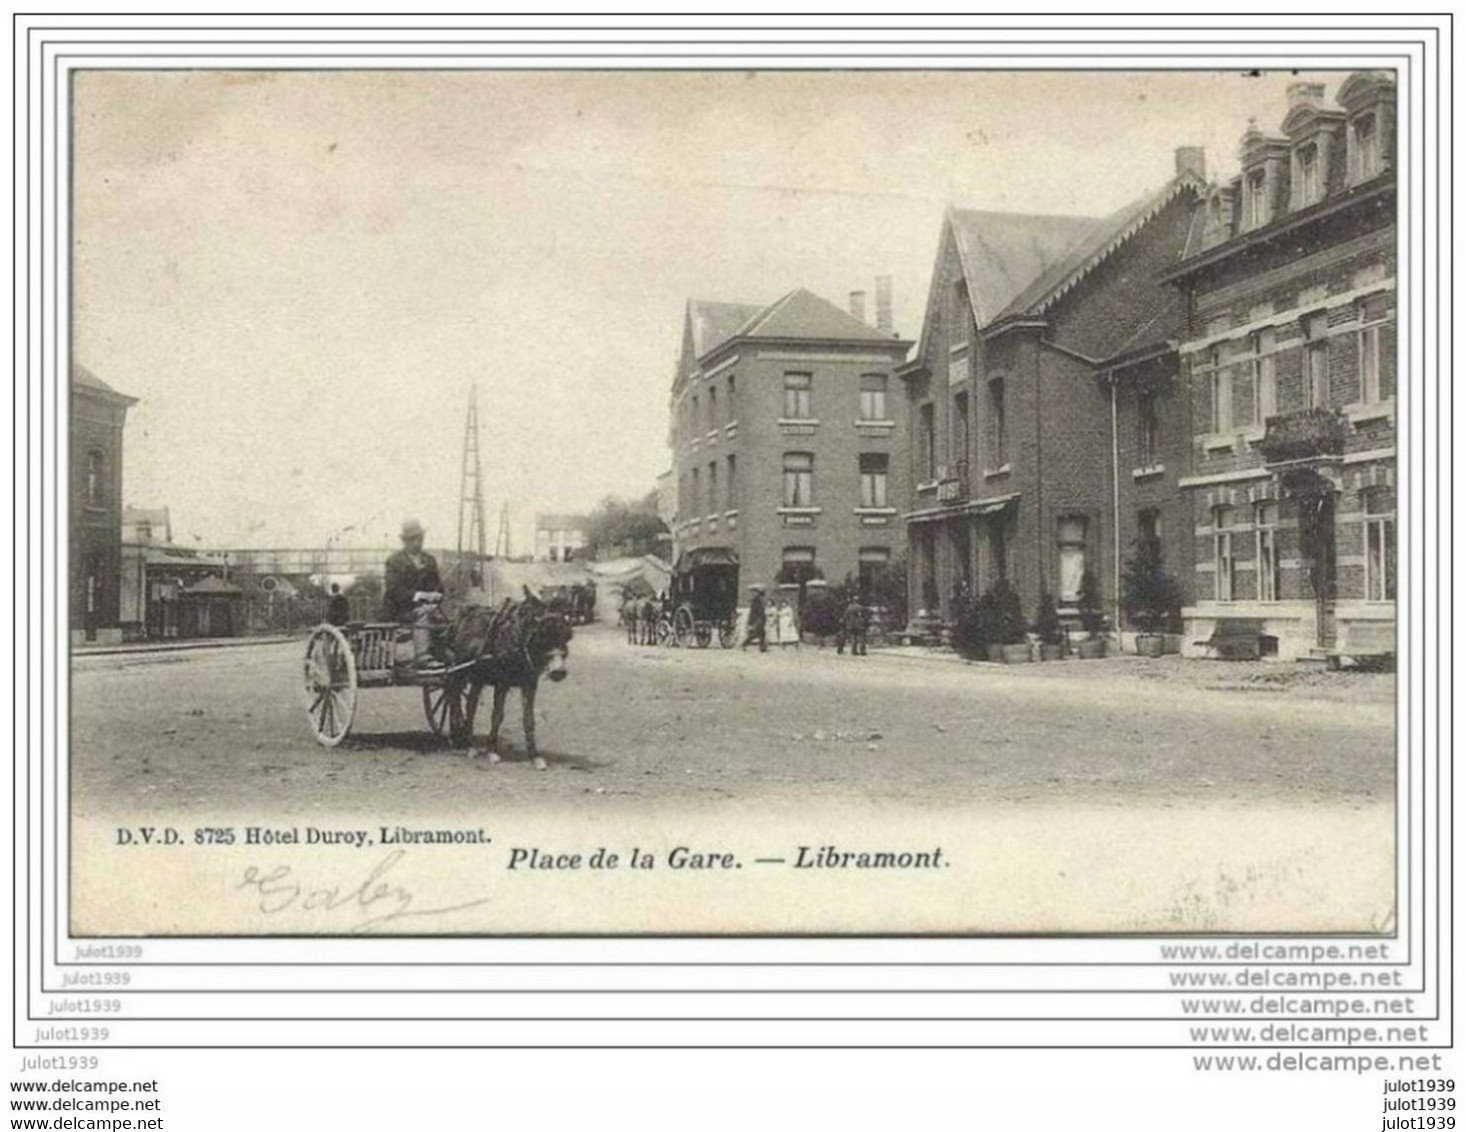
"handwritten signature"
235,850,490,933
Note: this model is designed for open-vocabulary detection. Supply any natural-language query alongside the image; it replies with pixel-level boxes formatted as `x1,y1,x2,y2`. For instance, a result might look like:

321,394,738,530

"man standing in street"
742,583,768,653
326,582,350,627
837,595,868,656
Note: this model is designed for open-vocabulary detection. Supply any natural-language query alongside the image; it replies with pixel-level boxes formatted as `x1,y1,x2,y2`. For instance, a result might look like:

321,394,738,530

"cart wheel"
718,618,738,649
423,678,470,741
303,625,357,747
694,622,713,648
673,605,695,648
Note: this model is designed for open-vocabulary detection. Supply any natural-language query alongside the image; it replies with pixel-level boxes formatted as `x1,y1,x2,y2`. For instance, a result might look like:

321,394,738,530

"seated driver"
384,518,446,669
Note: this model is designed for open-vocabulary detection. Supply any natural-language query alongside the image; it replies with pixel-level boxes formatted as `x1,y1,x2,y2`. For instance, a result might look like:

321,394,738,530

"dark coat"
383,549,443,622
746,592,767,629
326,594,351,626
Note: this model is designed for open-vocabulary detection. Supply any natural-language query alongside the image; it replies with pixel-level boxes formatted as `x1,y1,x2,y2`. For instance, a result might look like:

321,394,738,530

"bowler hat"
400,518,425,539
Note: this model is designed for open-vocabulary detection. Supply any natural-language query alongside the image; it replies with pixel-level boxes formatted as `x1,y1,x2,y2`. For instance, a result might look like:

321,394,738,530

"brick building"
1162,73,1397,661
897,150,1207,632
667,288,912,602
71,363,137,644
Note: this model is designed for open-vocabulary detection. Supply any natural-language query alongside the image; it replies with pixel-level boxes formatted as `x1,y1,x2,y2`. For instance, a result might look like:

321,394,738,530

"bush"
990,578,1028,645
1077,568,1106,638
953,589,996,659
1120,539,1183,634
1032,589,1063,646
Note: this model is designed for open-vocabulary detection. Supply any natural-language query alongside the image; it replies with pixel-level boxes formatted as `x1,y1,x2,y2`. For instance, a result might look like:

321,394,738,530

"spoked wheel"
303,625,358,747
694,621,713,648
422,677,472,744
718,618,738,649
673,605,695,648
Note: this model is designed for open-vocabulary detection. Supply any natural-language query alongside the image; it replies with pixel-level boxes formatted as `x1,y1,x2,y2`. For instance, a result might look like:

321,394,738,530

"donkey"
447,589,572,770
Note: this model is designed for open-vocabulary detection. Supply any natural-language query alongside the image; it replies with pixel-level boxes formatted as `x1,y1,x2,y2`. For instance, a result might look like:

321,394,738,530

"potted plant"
1075,568,1107,659
1121,539,1181,658
1033,589,1065,661
955,587,997,661
992,578,1033,663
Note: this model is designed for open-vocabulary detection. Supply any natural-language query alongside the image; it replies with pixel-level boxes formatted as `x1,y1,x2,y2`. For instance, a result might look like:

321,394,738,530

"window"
780,547,818,594
857,547,891,601
707,386,718,430
1213,506,1236,602
691,395,699,432
859,453,889,508
727,374,736,421
1137,507,1162,555
726,454,737,508
783,372,812,419
1353,112,1381,181
1251,328,1277,424
1208,347,1232,433
1363,491,1396,602
1137,392,1159,467
1255,502,1280,602
859,374,888,420
691,466,700,513
952,390,971,467
135,521,152,543
991,521,1008,582
1057,517,1087,604
950,279,971,348
85,450,104,507
1295,143,1322,206
989,376,1007,467
707,461,718,512
782,452,813,507
1245,168,1269,229
1357,296,1388,404
1304,312,1330,409
918,402,936,481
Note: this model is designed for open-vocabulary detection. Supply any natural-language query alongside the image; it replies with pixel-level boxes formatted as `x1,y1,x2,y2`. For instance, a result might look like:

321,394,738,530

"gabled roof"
948,209,1097,327
989,174,1205,325
726,287,902,348
687,299,765,361
72,362,137,405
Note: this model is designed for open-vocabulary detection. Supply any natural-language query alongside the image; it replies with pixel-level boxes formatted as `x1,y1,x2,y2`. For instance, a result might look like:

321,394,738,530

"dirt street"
71,623,1393,817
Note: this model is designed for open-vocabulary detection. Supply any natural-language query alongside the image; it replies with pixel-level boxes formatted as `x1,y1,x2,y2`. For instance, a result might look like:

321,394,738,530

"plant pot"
1161,633,1183,655
1039,643,1064,661
1000,642,1034,664
1075,637,1106,660
986,644,1004,663
1135,633,1164,658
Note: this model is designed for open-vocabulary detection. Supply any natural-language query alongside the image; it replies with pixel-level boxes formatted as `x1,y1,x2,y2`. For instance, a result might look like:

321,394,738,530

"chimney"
1174,145,1206,181
848,290,867,324
1287,81,1326,108
875,275,894,334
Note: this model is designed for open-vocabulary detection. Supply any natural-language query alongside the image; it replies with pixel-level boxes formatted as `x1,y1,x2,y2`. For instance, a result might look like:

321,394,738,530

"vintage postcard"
68,68,1399,936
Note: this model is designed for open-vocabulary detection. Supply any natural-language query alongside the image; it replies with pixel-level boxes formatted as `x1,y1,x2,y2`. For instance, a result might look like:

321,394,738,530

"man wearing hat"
384,519,444,667
742,583,769,653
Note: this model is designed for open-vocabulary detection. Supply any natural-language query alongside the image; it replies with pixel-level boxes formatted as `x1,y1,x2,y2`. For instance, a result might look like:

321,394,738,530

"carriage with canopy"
669,547,740,648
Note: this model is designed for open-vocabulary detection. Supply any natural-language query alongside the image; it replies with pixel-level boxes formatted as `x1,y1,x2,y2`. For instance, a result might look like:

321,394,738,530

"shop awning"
675,547,739,570
903,493,1020,525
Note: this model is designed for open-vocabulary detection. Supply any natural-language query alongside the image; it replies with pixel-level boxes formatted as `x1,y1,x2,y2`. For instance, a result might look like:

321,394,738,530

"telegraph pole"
456,385,488,588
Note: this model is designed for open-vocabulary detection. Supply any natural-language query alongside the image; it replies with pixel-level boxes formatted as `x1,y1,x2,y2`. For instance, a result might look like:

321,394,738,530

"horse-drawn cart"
669,548,740,649
302,621,478,747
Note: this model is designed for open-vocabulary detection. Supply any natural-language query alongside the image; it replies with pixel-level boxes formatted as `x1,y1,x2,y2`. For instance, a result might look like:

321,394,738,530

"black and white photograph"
68,67,1399,937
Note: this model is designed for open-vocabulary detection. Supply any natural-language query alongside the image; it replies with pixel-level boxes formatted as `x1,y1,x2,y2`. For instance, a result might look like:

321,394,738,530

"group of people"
741,585,867,655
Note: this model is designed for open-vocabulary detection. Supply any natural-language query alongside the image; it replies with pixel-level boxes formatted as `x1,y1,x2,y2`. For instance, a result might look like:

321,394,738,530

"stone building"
533,513,588,562
897,149,1207,632
667,288,912,603
1162,73,1397,661
70,363,137,644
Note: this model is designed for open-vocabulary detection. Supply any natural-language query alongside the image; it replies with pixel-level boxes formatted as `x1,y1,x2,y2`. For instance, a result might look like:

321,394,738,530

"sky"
73,68,1340,552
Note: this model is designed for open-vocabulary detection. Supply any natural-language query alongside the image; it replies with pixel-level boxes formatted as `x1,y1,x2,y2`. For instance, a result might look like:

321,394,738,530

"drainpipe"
1109,376,1121,637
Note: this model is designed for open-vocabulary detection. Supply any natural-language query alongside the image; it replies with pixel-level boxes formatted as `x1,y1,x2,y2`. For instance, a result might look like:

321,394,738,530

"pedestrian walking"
837,595,868,656
742,584,768,653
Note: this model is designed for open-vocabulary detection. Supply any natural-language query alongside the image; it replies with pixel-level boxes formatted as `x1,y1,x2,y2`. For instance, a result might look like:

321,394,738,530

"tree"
1120,538,1182,634
582,492,669,559
990,578,1028,645
1032,589,1063,646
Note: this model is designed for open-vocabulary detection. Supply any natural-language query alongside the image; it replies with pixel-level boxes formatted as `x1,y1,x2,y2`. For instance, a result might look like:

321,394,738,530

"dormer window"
1244,169,1270,230
1295,143,1322,207
1352,112,1381,181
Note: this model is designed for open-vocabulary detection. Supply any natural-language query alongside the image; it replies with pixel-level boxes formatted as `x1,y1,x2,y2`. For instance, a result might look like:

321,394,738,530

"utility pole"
456,385,488,589
494,500,512,559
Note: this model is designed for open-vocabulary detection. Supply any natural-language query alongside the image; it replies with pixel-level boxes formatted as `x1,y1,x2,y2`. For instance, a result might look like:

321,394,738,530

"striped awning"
904,493,1019,525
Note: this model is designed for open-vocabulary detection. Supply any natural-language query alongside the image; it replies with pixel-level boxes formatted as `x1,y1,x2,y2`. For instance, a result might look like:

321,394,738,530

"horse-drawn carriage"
669,548,740,649
302,620,477,747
